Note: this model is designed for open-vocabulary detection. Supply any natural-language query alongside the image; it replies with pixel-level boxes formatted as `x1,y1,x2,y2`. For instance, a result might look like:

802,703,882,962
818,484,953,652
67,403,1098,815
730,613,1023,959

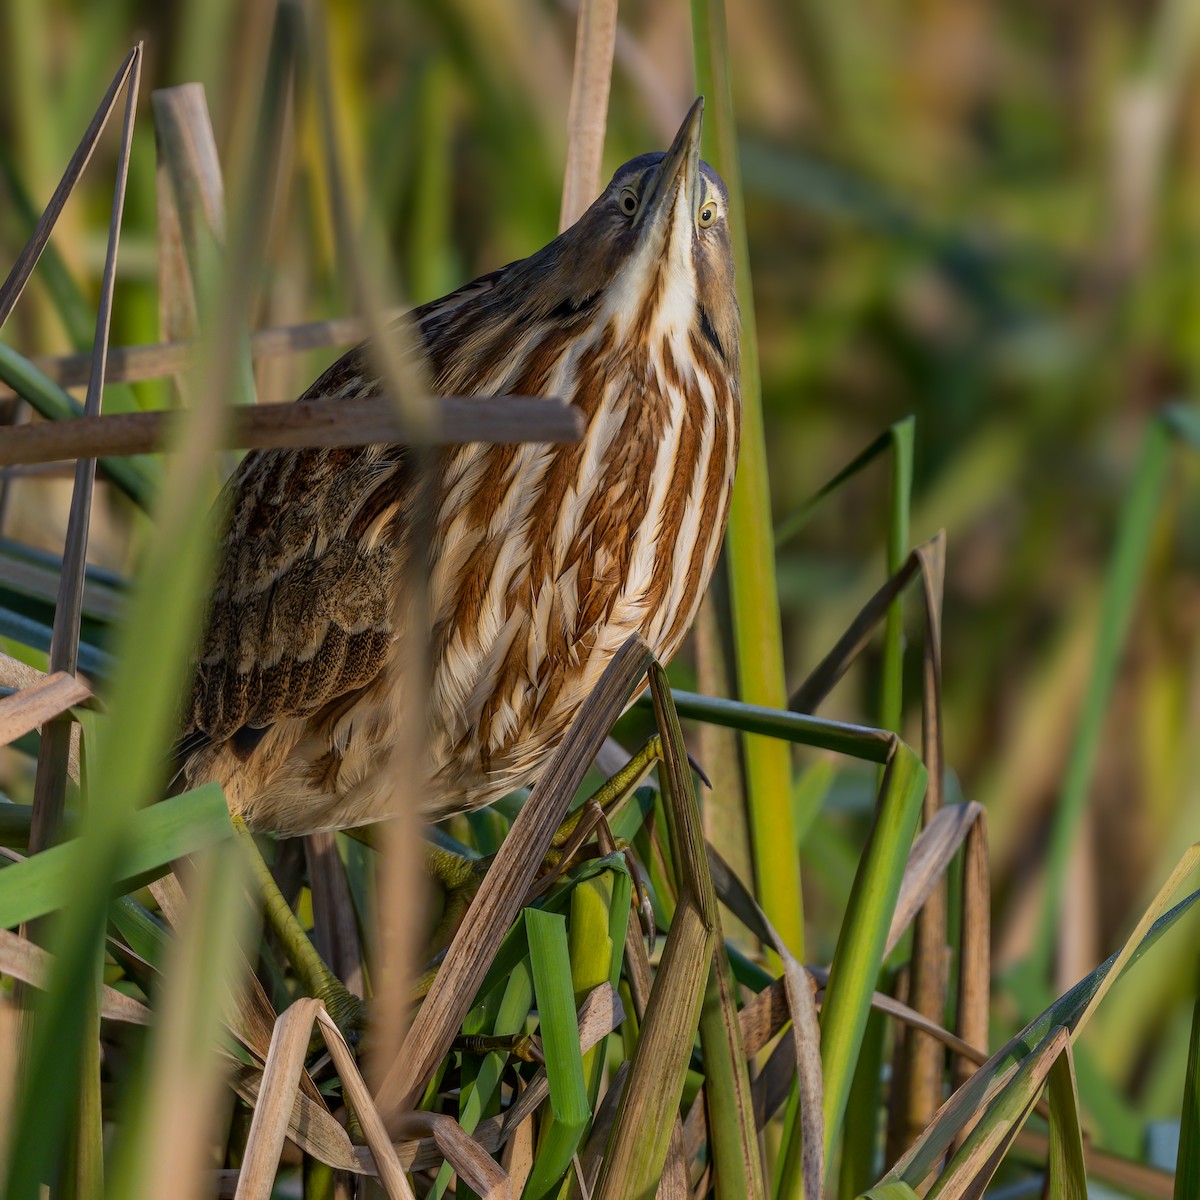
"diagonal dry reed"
885,803,985,959
376,634,653,1119
0,674,90,747
0,48,140,330
235,998,416,1200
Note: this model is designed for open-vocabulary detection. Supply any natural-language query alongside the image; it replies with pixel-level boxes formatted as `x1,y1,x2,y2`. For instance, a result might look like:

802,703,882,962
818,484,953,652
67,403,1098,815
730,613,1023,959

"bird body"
181,100,741,836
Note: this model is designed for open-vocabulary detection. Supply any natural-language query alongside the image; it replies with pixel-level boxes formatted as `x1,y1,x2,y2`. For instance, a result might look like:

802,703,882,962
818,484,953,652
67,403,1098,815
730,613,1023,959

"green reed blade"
523,907,590,1200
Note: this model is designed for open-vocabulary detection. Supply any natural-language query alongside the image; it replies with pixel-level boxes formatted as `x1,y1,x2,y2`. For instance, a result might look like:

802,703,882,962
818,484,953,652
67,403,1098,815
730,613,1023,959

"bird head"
528,97,740,372
415,98,739,392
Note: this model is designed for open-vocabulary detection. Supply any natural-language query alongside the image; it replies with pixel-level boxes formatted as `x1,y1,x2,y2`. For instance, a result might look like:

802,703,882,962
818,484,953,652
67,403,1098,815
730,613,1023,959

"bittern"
178,98,740,1027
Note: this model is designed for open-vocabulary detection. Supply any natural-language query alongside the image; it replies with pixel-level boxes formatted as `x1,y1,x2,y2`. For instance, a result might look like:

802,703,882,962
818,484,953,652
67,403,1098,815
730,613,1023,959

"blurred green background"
3,0,1200,1164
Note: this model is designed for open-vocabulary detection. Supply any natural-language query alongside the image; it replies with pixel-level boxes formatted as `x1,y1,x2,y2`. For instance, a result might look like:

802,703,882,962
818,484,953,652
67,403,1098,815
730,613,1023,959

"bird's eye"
618,187,639,216
698,199,718,228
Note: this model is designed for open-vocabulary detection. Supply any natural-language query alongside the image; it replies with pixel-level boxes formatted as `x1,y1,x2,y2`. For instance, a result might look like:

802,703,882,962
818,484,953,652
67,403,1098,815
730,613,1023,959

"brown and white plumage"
181,99,741,835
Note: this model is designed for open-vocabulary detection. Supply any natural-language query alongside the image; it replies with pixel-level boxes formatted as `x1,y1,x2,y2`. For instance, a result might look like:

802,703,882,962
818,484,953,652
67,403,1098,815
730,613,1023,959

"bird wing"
185,347,409,743
184,261,520,747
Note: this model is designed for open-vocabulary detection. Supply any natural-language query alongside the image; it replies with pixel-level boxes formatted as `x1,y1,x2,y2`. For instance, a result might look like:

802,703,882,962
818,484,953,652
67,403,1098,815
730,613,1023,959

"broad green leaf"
0,785,231,930
523,907,590,1200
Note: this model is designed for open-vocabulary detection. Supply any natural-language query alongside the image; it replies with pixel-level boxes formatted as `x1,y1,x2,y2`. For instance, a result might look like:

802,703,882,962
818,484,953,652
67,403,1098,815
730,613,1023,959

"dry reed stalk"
0,674,90,748
0,47,141,329
26,43,142,859
889,536,949,1152
559,0,618,231
0,394,583,466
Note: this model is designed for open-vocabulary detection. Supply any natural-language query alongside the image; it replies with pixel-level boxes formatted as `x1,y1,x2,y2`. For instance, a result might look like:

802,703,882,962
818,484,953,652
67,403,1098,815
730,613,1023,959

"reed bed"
1,1,1199,1197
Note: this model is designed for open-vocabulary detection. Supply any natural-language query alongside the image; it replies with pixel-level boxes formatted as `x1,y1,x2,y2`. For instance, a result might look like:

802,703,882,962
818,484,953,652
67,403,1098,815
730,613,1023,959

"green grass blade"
570,866,629,1113
690,0,802,958
698,946,766,1199
523,907,590,1200
0,784,231,930
837,1006,887,1198
891,871,1200,1184
433,958,535,1200
775,428,894,548
108,895,168,970
106,841,252,1200
0,10,288,1163
860,1186,921,1200
781,741,925,1185
0,603,113,679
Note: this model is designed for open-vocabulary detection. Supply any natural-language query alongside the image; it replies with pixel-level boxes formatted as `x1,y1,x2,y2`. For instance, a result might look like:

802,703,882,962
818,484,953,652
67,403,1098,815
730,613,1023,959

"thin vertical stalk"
27,46,143,857
691,0,802,959
559,0,618,231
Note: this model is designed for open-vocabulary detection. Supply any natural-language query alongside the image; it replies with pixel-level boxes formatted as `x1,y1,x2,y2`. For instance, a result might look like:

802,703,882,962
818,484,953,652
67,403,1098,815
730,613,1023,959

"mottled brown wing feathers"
188,437,407,742
185,263,515,747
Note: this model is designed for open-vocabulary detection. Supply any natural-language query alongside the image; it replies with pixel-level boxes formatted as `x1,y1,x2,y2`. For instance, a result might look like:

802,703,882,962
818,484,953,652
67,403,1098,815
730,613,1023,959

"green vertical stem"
698,945,767,1199
691,0,802,959
836,1007,887,1199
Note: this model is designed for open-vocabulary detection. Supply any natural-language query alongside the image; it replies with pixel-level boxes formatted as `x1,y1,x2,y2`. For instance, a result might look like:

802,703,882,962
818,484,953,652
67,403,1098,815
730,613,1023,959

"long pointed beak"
634,96,704,234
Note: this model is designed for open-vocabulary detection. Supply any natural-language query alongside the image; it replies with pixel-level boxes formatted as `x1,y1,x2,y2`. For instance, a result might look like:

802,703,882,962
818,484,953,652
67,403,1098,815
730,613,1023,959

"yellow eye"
698,199,718,228
618,187,639,216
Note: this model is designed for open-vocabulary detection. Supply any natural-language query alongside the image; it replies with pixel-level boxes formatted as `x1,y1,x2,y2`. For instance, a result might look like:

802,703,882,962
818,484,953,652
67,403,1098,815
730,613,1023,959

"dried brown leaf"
391,1112,508,1199
593,897,712,1199
313,1008,416,1199
885,803,985,959
235,999,326,1200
